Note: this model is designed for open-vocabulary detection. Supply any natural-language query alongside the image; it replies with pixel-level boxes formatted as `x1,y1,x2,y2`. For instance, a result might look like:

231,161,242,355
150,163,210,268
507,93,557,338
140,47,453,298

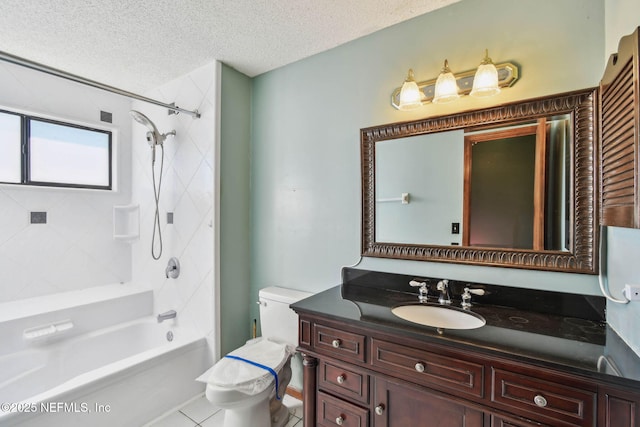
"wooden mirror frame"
361,88,598,274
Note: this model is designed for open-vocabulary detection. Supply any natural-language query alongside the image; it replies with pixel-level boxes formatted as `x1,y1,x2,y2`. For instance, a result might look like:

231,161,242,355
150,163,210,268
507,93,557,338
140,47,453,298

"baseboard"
286,386,303,400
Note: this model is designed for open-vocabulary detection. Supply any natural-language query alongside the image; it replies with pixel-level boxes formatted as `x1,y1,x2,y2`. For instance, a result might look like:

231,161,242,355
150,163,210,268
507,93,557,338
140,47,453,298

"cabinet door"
598,385,640,427
373,377,485,427
600,26,640,228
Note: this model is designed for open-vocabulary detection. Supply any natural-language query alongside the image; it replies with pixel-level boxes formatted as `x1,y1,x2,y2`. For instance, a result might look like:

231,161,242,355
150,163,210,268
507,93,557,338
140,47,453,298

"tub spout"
157,310,177,323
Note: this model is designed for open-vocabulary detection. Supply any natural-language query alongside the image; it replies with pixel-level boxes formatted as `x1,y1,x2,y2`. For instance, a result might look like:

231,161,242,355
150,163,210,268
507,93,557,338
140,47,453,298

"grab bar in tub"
23,319,74,340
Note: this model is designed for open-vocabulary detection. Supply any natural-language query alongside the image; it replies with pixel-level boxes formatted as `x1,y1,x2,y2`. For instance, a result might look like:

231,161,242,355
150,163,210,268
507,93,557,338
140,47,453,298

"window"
0,111,21,183
0,110,112,189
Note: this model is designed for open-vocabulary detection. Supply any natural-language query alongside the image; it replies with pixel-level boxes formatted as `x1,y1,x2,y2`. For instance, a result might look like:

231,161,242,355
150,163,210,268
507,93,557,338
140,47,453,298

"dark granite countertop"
291,268,640,390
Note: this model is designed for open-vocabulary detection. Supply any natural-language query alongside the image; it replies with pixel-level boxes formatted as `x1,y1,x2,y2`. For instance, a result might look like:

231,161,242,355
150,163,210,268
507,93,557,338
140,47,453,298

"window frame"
0,109,113,190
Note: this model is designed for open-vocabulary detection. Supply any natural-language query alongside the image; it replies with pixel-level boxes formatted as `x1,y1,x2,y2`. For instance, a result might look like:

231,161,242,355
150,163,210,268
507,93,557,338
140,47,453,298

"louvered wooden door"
600,26,640,228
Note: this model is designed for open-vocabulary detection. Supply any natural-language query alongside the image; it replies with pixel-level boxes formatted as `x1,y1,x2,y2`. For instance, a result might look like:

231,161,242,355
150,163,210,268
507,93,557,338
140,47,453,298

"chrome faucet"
437,280,451,305
157,310,177,323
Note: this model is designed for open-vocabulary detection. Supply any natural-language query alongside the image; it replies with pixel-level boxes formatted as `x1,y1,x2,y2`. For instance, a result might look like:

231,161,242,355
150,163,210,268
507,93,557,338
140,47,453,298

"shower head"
130,110,177,148
130,110,162,147
130,110,155,130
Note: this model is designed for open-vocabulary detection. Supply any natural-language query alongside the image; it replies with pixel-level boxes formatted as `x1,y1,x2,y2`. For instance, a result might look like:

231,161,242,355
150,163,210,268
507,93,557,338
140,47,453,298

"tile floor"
144,393,303,427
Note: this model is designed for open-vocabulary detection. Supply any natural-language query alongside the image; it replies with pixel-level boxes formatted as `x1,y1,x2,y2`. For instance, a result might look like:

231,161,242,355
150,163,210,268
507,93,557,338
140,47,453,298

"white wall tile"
131,62,219,359
0,61,133,304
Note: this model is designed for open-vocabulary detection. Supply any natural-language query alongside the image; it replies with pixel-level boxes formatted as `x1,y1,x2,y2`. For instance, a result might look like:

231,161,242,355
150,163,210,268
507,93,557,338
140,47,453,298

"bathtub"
0,285,211,427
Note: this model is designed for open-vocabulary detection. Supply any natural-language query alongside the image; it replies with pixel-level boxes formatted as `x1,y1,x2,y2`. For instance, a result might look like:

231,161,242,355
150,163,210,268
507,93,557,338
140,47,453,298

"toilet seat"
199,338,292,396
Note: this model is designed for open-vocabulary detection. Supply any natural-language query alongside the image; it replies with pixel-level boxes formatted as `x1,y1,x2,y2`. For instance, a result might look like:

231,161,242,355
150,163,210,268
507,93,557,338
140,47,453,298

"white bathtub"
0,286,211,427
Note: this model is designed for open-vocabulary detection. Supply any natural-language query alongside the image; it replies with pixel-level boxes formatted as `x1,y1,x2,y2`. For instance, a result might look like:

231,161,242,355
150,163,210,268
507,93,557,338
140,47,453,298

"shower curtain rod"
0,51,201,118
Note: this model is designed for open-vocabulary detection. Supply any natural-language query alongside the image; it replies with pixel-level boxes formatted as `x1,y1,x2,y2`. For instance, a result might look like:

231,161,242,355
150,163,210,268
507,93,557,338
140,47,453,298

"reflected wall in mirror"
362,89,598,274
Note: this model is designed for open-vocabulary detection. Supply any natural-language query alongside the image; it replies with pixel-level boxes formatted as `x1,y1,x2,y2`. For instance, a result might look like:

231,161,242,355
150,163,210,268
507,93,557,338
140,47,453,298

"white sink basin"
391,304,486,330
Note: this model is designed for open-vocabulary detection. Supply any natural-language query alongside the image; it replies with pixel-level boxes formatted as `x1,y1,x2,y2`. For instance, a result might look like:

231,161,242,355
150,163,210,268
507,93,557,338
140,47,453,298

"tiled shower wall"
0,61,133,303
0,57,219,357
131,62,219,357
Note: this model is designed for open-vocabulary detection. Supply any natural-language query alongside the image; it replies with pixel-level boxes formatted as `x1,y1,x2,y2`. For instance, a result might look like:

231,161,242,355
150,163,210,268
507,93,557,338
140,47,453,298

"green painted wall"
220,64,252,355
249,0,606,328
211,0,640,371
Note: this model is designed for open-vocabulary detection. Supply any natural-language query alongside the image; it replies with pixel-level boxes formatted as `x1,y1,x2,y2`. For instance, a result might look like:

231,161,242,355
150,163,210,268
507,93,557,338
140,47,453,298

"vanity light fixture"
470,49,500,97
391,50,519,110
397,69,423,110
432,60,460,104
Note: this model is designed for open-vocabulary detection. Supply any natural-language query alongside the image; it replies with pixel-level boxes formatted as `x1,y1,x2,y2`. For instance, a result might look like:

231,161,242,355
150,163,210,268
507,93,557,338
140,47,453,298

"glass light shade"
432,60,460,104
398,69,422,110
470,50,500,97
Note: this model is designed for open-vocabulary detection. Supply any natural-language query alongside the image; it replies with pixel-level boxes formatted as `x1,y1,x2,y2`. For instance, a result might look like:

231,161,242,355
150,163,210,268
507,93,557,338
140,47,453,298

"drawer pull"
335,415,345,425
332,339,342,348
375,404,385,416
336,374,346,384
415,362,425,373
534,394,548,407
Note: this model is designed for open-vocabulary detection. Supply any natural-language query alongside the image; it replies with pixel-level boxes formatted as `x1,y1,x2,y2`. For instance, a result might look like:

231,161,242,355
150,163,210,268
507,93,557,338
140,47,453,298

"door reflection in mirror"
463,115,570,251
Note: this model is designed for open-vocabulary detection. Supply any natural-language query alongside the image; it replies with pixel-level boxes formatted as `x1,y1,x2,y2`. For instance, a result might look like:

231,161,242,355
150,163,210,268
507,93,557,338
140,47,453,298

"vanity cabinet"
298,313,638,427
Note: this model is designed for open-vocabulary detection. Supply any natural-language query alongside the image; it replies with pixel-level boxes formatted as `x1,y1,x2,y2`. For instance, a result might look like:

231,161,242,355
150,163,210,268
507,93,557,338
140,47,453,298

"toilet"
201,286,312,427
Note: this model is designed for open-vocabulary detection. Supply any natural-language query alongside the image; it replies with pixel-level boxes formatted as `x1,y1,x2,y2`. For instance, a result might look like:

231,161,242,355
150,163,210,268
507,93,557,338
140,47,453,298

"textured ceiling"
0,0,460,93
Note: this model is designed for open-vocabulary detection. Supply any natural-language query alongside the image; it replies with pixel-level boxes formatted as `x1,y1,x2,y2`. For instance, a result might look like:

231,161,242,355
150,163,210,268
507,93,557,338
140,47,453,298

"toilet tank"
259,286,312,347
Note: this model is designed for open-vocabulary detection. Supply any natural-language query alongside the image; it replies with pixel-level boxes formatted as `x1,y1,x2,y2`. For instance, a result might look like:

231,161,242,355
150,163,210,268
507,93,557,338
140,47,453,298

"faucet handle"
409,280,427,288
165,257,180,279
409,280,429,302
461,287,485,309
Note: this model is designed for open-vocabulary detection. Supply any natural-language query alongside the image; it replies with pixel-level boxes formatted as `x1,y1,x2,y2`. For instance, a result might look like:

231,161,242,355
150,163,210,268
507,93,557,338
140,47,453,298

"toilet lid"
207,338,291,392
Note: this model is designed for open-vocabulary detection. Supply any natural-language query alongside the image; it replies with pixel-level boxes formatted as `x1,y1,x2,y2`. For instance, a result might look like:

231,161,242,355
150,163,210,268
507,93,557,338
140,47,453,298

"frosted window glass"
30,120,110,188
0,112,22,183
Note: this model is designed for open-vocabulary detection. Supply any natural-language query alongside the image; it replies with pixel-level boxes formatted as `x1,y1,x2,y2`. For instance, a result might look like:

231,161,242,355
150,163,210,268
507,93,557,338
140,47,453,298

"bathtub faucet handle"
157,310,177,323
165,257,180,279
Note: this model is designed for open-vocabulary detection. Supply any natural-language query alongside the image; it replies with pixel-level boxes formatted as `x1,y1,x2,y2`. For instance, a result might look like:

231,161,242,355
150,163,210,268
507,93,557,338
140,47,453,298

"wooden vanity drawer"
314,323,366,363
317,391,369,427
491,368,596,426
371,338,484,398
490,413,553,427
319,359,369,404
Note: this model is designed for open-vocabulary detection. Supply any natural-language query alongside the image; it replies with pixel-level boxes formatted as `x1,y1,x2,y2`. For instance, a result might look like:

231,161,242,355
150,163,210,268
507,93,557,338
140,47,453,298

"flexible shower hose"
151,144,164,260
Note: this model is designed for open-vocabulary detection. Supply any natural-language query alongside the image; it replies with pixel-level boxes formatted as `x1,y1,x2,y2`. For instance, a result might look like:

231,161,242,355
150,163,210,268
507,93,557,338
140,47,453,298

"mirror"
361,89,598,274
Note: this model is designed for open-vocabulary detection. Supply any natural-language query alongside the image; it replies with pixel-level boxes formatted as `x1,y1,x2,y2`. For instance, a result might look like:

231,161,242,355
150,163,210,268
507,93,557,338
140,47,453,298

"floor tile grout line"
178,409,203,425
148,396,303,426
196,411,219,425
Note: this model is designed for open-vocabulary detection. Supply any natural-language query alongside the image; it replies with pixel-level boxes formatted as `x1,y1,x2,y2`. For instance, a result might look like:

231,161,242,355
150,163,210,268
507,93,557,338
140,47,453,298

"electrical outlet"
451,222,460,234
623,284,640,301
